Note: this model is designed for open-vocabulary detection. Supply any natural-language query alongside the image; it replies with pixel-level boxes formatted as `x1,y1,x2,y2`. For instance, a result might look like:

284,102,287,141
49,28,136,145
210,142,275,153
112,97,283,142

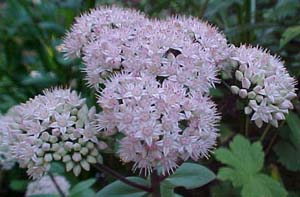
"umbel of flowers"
26,175,70,196
63,6,226,175
229,46,297,128
63,6,231,92
10,88,107,179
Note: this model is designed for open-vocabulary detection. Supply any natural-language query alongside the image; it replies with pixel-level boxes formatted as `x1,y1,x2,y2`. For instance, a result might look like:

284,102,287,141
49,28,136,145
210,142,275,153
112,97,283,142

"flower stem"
259,124,271,142
159,159,184,182
245,116,249,137
48,172,66,197
151,170,161,197
93,164,152,193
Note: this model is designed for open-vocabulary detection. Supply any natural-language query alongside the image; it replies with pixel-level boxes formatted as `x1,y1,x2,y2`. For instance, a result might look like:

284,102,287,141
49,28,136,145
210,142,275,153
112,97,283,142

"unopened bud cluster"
11,88,106,179
229,46,296,128
26,175,70,196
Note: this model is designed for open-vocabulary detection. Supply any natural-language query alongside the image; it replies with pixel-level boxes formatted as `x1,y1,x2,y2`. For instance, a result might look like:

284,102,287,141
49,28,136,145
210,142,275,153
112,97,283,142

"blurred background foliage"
0,0,300,196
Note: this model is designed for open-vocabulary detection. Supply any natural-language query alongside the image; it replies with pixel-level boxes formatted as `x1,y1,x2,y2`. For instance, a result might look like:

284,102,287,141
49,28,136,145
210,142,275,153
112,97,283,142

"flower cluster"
229,46,297,128
0,112,16,170
97,73,220,175
63,6,232,92
11,88,106,179
26,175,70,196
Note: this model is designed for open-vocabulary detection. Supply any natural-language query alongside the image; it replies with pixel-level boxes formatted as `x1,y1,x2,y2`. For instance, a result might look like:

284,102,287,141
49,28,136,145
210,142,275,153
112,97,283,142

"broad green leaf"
49,162,65,174
71,188,96,197
96,177,149,197
285,112,300,146
161,182,176,197
280,25,300,48
274,112,300,171
9,180,28,191
274,140,300,171
215,135,287,197
29,195,58,197
69,178,96,196
162,163,215,189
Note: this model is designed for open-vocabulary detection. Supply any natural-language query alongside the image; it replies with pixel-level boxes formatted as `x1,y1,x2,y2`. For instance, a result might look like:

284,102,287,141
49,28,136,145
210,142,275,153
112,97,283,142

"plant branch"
48,172,66,197
159,159,184,182
151,170,161,197
93,164,152,193
260,124,271,142
245,116,250,137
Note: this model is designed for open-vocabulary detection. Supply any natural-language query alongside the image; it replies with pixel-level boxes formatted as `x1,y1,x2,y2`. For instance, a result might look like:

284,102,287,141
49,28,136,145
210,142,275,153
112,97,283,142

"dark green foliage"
1,0,300,196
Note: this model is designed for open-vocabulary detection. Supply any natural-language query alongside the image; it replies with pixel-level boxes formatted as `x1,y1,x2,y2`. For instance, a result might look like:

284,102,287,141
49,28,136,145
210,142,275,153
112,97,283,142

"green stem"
151,170,161,197
245,116,250,137
48,172,66,197
259,124,271,142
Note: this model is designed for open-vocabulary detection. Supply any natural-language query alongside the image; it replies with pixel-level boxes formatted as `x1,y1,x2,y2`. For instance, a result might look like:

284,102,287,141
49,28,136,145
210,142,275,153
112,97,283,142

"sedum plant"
0,4,297,197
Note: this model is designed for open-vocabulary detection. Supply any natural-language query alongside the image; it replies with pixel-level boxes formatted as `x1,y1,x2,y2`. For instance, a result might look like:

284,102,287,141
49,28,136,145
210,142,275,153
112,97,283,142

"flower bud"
72,153,82,162
64,141,73,151
53,153,62,160
80,147,89,155
51,143,60,151
66,161,74,172
247,91,256,99
44,153,53,162
62,155,71,162
87,156,97,164
41,132,50,141
239,89,248,98
80,160,90,171
42,143,51,151
49,136,58,143
73,143,81,151
230,86,239,94
235,70,243,81
73,165,81,176
244,106,252,115
242,77,251,89
255,95,264,103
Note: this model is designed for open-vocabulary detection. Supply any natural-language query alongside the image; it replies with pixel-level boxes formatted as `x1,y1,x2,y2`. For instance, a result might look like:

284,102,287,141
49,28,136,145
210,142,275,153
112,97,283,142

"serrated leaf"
69,178,96,196
96,177,149,197
215,135,287,197
280,25,300,48
162,163,215,189
242,174,287,197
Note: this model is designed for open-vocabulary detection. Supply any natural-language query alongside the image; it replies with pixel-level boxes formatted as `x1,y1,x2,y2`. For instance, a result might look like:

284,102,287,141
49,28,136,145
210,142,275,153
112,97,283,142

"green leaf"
215,135,287,197
71,188,96,197
49,162,65,174
162,163,215,189
285,112,300,146
96,177,149,197
9,180,28,191
274,138,300,171
70,178,96,196
274,112,300,171
29,195,58,197
242,174,287,197
280,25,300,48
